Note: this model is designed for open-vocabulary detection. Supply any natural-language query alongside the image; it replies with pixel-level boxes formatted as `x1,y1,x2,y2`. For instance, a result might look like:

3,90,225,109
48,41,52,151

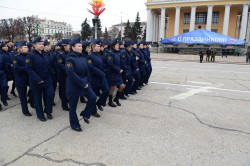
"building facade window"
212,11,219,24
183,29,189,33
184,13,190,24
211,29,218,33
195,12,207,24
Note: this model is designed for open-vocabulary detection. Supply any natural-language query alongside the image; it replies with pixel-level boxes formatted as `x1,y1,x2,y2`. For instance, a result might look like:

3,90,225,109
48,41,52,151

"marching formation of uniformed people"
0,37,152,132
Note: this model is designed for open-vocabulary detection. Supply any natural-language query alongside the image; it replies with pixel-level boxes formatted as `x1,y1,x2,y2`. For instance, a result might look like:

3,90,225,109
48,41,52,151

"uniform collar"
126,50,130,54
91,52,100,55
33,49,44,55
71,51,82,57
111,48,120,53
63,50,69,54
19,53,28,56
82,51,88,56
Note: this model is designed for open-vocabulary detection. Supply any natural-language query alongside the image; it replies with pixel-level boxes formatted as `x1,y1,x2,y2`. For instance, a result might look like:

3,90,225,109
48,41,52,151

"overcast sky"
0,0,147,31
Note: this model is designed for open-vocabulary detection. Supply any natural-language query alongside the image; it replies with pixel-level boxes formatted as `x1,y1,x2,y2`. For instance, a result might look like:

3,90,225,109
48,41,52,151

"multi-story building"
145,0,250,43
37,18,73,39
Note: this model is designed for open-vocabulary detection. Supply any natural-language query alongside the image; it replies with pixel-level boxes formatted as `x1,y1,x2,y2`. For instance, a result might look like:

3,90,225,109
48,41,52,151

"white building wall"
38,19,73,39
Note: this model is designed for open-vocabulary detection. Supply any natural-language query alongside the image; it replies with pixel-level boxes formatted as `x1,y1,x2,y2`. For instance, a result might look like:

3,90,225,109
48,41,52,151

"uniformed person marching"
25,37,55,122
9,42,18,97
106,39,125,107
79,41,91,104
0,49,3,110
2,41,14,101
44,39,57,106
137,42,146,89
0,41,8,110
88,39,109,113
13,42,32,116
101,41,109,63
143,42,152,85
100,41,109,73
65,38,97,132
130,41,141,95
0,41,9,106
57,39,70,111
120,41,133,98
26,41,35,108
82,41,90,58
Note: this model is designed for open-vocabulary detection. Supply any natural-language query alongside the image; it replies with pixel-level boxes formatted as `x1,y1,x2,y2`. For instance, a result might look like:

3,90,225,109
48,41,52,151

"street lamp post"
92,16,98,39
120,12,123,41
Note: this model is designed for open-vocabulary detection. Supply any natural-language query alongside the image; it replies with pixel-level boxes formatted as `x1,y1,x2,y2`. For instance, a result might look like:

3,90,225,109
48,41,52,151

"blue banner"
161,29,245,45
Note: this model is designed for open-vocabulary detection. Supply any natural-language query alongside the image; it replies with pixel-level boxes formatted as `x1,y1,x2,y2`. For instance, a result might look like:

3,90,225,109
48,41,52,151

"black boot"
108,95,116,107
119,93,127,100
62,106,69,111
96,103,103,111
114,92,121,106
29,102,35,109
62,102,69,111
80,96,87,103
0,104,2,111
11,90,18,97
2,100,8,106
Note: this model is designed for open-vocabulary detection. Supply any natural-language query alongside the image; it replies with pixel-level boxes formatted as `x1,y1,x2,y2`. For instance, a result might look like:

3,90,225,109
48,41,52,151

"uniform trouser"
1,87,7,102
131,71,141,93
52,74,57,91
32,85,55,119
1,87,8,103
68,96,80,129
246,56,250,63
58,81,68,109
1,75,8,102
16,86,30,115
11,79,16,92
28,89,34,106
92,78,109,108
211,56,215,62
144,65,151,84
200,56,203,63
122,76,133,96
139,69,146,87
206,56,210,61
0,82,1,102
52,74,57,104
79,87,97,119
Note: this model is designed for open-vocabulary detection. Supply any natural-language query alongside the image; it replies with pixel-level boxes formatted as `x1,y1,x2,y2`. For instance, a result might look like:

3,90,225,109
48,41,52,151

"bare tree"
13,18,26,41
21,16,40,42
0,19,12,41
0,18,25,42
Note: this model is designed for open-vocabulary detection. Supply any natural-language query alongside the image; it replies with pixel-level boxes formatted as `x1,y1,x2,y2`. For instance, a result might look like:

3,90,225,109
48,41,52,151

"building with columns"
37,17,73,39
145,0,250,44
